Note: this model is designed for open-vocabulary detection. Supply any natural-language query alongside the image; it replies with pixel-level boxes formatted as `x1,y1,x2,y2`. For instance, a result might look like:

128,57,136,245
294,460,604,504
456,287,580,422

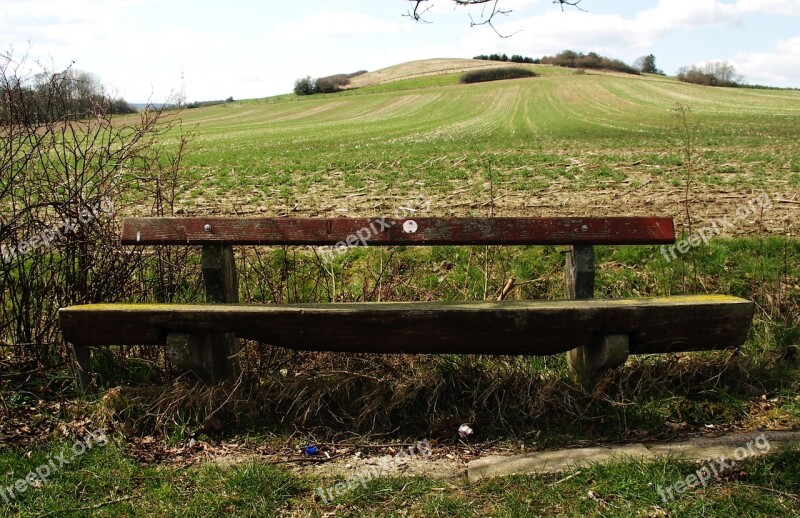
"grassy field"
144,63,800,239
1,440,799,516
3,59,800,516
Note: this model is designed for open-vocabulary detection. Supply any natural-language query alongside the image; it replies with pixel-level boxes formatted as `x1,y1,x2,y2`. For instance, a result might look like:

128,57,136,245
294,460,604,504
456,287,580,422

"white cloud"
3,0,799,100
637,0,742,32
733,36,800,87
270,12,405,44
460,11,641,59
459,0,798,64
0,0,141,42
737,0,800,17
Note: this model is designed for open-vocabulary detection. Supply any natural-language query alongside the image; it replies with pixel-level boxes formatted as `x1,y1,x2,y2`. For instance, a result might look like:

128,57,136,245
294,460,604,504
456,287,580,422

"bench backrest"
121,217,675,246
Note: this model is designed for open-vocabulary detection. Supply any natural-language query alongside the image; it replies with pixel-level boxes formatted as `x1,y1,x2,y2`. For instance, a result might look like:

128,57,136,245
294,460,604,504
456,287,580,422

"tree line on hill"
292,51,790,96
474,53,538,64
472,51,770,88
476,50,641,75
0,67,135,124
633,54,664,75
186,97,235,109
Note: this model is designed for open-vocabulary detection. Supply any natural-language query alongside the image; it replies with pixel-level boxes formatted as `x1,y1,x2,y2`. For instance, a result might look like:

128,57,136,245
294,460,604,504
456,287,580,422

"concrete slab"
468,430,800,481
470,443,653,481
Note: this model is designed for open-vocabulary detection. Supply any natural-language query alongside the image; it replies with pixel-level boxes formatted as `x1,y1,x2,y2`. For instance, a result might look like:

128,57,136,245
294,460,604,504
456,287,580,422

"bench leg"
568,335,630,385
565,244,595,301
564,245,630,384
185,245,240,383
166,332,240,383
71,344,93,393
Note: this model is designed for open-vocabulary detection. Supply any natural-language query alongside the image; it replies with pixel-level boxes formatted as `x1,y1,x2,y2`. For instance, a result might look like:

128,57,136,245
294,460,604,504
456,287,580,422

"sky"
2,0,799,103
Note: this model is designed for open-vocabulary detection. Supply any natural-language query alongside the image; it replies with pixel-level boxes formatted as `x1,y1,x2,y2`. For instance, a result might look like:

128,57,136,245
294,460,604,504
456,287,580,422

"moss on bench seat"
59,295,753,356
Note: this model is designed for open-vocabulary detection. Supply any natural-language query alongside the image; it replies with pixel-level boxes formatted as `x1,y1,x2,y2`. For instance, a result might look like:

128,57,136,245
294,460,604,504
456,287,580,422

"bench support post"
568,334,630,384
202,245,240,382
71,343,92,392
166,245,241,383
565,245,629,385
565,244,595,301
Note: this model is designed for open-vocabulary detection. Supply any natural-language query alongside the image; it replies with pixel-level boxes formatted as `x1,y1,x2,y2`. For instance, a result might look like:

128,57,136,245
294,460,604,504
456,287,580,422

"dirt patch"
176,173,798,239
120,429,800,484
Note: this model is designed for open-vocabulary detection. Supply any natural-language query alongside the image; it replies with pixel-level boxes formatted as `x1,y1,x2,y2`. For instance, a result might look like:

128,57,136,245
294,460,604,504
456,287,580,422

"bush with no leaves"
460,67,537,84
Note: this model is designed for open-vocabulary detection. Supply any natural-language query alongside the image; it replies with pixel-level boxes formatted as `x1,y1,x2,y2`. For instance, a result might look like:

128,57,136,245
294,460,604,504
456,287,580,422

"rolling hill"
345,57,546,87
158,59,799,238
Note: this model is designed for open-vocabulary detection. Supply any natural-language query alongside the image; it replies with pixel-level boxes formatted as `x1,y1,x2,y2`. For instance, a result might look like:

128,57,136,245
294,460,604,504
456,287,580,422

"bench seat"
59,295,753,356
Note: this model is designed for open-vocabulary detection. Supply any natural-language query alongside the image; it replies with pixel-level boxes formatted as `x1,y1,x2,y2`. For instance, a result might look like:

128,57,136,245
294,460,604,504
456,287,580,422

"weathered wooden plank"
121,217,675,246
565,245,595,300
59,295,752,356
202,246,239,304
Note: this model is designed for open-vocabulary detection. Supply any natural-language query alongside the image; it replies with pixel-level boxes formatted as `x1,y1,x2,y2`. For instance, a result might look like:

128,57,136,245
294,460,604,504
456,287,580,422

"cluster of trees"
473,50,641,74
677,61,742,87
460,67,537,84
633,54,664,75
472,52,751,88
539,50,639,74
474,53,538,64
293,71,368,96
0,67,135,124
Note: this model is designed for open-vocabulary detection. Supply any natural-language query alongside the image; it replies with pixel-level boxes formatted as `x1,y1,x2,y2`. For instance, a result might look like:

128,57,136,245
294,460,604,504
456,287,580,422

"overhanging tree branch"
465,0,518,38
406,0,588,36
554,0,586,12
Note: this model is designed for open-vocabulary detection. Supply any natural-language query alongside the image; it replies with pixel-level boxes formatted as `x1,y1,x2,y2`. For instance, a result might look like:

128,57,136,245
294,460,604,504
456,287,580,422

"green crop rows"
138,69,800,215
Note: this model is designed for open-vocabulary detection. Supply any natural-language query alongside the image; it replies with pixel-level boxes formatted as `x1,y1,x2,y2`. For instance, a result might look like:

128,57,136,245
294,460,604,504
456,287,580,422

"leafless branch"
554,0,586,12
406,0,518,37
404,0,434,23
406,0,586,36
466,0,519,38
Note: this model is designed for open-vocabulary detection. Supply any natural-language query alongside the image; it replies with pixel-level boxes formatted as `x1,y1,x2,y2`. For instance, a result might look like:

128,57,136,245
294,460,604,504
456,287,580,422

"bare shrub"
460,67,537,84
316,74,351,94
677,61,742,87
0,50,193,369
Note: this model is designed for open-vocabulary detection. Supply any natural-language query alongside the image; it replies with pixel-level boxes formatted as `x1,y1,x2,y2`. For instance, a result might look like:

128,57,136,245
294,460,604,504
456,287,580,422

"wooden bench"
58,216,754,391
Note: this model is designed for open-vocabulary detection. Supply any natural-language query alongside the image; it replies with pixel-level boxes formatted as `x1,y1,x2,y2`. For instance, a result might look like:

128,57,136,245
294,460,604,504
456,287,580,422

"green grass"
1,441,798,516
0,443,306,517
127,70,800,212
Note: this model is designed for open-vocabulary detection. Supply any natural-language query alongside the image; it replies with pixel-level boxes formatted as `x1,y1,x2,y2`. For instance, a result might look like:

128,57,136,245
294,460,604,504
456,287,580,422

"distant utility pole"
179,67,186,106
